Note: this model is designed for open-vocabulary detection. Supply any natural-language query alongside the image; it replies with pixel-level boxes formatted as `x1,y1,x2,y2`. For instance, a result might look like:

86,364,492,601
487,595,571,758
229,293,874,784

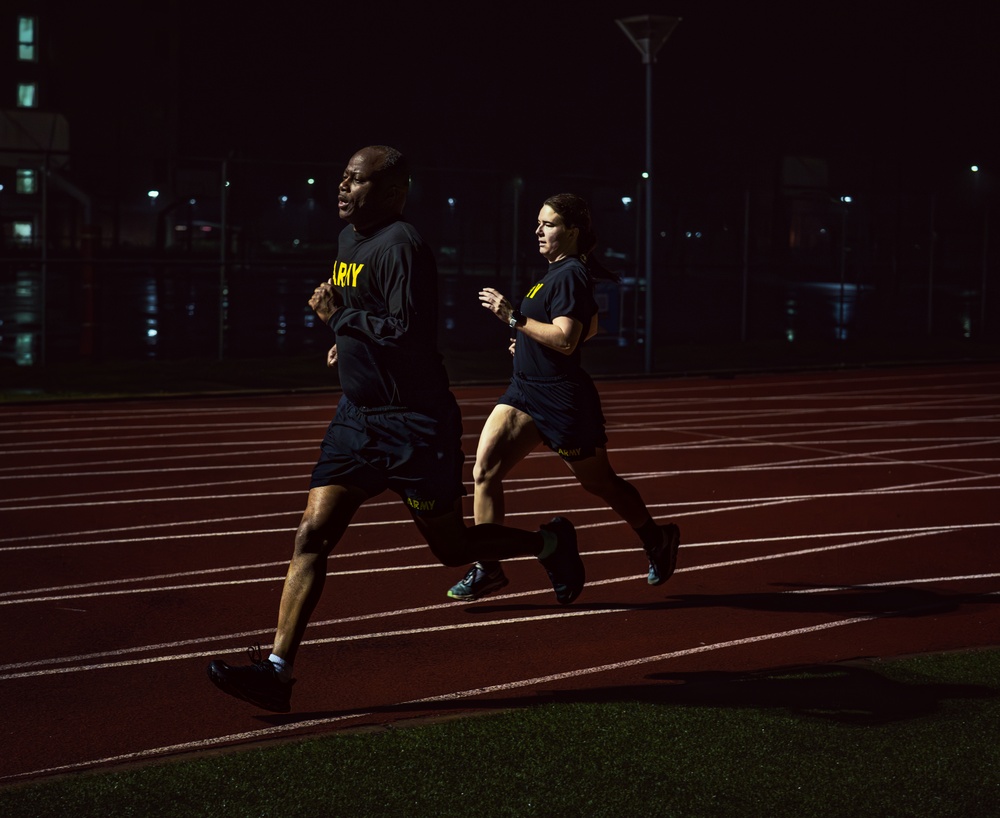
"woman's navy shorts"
310,394,467,517
497,372,608,460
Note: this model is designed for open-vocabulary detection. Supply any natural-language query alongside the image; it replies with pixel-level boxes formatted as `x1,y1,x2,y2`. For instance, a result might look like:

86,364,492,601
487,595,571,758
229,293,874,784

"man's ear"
387,184,406,210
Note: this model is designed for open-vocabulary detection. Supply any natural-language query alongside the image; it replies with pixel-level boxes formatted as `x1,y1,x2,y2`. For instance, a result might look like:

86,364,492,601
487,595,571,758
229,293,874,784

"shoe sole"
446,575,510,601
648,524,681,586
555,578,584,605
207,661,292,713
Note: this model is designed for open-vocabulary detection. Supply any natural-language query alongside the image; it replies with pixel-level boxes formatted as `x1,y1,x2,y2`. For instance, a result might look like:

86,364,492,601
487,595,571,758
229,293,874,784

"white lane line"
3,453,999,517
0,426,327,450
0,440,319,468
0,462,314,483
0,419,330,435
786,574,1000,593
0,474,305,508
3,390,997,450
2,601,986,784
0,492,309,515
0,402,334,420
621,437,1000,451
3,431,991,463
6,520,1000,606
0,510,304,545
1,452,994,496
4,471,997,552
618,414,1000,439
0,498,407,544
3,438,321,456
3,404,996,488
5,521,998,674
4,409,998,458
0,537,855,609
3,403,994,450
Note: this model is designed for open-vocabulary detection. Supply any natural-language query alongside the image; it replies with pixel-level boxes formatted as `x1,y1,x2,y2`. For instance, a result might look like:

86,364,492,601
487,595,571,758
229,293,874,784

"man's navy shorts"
497,372,608,460
310,394,467,517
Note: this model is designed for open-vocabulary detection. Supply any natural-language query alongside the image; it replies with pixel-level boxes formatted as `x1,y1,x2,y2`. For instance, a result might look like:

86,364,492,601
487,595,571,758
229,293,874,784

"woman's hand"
478,287,514,325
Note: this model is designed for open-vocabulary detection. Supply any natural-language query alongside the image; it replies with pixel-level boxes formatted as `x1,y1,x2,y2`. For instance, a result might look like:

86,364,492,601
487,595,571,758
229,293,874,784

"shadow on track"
463,583,998,618
246,655,999,730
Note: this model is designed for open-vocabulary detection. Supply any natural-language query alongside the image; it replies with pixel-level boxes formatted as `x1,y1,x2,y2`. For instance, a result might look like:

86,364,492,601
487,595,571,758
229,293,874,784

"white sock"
268,653,292,682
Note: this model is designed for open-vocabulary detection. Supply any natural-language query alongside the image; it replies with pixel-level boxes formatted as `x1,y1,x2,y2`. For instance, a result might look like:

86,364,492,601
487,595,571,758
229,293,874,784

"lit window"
16,169,37,195
17,82,37,108
13,222,33,244
18,16,37,62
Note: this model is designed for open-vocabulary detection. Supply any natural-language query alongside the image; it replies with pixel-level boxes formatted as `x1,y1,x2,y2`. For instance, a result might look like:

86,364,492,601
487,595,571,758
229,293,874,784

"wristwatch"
508,309,526,329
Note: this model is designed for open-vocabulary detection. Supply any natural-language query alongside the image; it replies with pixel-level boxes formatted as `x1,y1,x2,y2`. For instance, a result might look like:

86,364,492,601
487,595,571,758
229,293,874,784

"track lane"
2,365,999,783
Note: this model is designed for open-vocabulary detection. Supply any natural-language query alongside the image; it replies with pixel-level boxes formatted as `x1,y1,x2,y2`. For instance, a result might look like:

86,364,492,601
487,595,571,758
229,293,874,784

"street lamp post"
616,14,681,374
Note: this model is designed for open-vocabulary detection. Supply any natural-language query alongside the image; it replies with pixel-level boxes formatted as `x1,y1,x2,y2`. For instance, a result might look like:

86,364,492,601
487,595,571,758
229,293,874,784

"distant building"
1,8,77,250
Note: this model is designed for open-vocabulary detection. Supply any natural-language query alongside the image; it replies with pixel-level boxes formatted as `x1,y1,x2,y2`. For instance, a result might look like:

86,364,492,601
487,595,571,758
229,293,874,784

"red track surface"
2,364,999,784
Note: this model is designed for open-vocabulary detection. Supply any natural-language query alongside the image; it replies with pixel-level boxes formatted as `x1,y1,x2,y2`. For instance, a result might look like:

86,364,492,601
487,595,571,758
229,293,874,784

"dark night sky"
55,0,1000,190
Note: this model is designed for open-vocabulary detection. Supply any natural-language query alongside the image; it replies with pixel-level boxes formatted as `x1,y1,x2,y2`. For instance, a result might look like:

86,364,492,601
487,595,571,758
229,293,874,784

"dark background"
3,0,1000,377
55,0,998,186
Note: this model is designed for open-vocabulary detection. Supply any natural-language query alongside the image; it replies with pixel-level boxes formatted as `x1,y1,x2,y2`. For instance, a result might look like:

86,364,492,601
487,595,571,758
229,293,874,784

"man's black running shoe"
207,646,293,713
538,516,584,605
646,523,681,586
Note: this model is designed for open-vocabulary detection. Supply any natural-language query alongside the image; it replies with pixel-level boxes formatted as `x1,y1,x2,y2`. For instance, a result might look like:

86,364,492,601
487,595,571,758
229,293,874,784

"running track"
2,364,999,784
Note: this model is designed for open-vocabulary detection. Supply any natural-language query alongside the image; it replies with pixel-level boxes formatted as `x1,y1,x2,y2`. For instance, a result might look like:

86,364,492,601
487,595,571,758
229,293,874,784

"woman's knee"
472,459,501,491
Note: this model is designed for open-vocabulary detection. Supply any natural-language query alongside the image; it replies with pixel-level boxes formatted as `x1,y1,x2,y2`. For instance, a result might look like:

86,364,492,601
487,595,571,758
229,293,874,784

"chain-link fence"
2,152,996,371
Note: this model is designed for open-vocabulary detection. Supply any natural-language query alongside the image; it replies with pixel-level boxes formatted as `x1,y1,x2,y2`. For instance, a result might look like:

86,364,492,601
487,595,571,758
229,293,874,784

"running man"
207,147,583,713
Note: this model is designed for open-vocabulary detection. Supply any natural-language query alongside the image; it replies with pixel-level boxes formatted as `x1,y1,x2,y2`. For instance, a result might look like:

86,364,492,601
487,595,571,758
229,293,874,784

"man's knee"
577,475,614,497
432,548,469,568
294,518,333,557
423,527,469,567
294,484,366,555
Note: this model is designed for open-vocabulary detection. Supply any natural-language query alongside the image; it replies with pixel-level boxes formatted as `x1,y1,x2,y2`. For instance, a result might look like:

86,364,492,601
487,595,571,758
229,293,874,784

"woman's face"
536,205,579,263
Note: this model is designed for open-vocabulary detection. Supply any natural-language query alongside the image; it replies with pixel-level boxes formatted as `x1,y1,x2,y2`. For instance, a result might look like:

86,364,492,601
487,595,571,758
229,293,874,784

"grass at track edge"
3,648,999,817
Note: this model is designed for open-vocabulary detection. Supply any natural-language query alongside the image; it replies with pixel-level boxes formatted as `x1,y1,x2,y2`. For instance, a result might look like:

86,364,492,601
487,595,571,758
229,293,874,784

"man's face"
337,148,396,231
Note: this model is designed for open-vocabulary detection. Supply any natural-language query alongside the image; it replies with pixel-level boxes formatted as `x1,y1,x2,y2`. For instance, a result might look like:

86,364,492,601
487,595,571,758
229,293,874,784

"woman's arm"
479,286,584,356
518,314,584,355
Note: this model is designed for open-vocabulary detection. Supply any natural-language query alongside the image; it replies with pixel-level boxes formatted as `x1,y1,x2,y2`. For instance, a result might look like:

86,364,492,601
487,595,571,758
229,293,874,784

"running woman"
447,193,680,601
